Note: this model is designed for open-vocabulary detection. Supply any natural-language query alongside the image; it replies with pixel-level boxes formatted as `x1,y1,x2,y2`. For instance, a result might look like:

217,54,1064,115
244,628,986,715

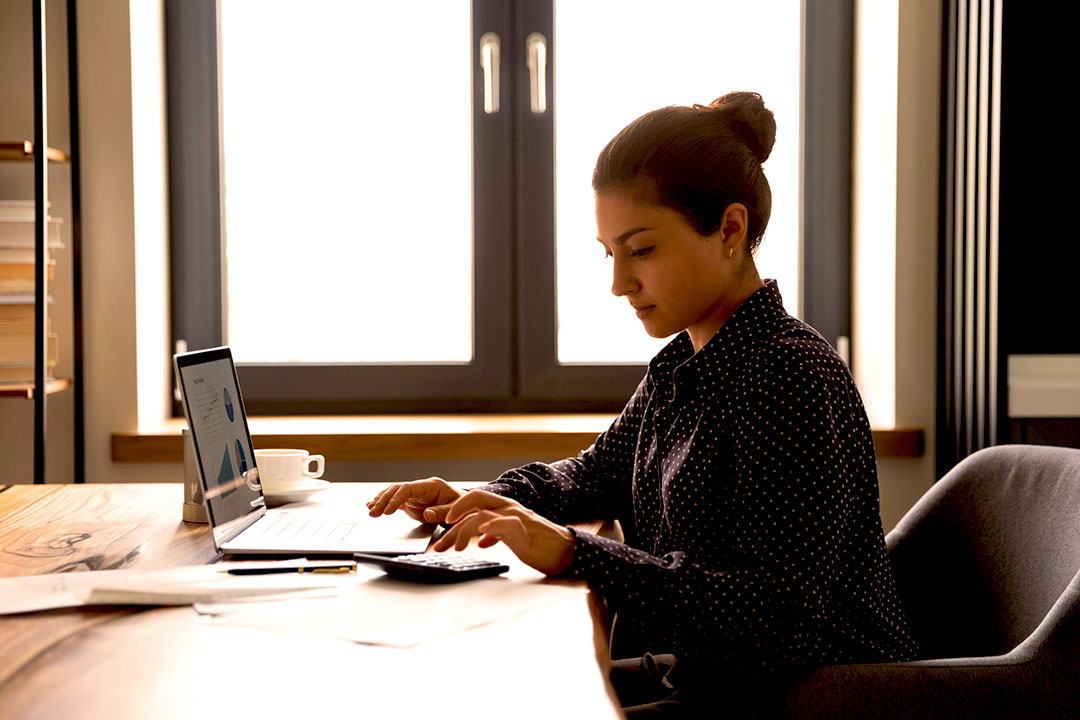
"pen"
220,562,357,576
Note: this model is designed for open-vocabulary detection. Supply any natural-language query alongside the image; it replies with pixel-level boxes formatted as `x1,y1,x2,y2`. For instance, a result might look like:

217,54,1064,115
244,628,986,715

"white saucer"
264,478,330,505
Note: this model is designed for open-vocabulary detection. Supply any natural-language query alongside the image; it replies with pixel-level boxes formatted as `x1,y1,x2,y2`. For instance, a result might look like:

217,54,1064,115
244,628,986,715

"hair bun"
705,91,776,164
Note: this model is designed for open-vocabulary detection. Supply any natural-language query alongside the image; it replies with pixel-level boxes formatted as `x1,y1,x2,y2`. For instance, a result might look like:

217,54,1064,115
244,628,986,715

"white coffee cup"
253,448,325,493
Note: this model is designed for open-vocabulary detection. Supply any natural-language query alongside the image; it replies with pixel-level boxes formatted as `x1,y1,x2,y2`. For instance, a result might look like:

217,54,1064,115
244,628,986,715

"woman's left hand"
433,492,575,576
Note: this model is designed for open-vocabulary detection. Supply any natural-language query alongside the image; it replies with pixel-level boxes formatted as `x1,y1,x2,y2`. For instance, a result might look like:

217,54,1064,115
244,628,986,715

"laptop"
173,346,434,557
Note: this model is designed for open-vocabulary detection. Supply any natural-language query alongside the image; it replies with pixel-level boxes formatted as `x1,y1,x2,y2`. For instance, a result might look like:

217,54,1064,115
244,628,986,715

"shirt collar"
647,279,788,389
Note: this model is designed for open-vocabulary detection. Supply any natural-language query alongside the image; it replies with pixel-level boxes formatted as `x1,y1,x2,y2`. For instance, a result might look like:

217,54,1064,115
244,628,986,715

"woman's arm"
479,375,652,525
368,374,651,527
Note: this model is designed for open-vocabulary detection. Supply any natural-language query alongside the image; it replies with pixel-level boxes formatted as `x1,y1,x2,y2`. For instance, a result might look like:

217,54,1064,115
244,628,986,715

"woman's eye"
602,246,613,259
630,246,653,258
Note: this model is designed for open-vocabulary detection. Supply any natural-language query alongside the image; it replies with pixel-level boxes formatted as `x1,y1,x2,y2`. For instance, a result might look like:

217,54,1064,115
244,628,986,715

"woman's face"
595,190,748,351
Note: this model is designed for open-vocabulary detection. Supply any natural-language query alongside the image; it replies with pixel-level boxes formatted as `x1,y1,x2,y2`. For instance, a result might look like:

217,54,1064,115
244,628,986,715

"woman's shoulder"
735,282,846,379
735,317,873,446
762,314,842,367
751,314,858,400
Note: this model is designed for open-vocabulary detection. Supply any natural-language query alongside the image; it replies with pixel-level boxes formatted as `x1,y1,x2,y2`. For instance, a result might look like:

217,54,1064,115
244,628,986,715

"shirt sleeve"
479,376,651,526
560,348,874,676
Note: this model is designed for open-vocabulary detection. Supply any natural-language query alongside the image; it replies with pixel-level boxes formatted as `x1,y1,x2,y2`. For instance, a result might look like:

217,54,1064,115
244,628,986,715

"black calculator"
353,552,510,583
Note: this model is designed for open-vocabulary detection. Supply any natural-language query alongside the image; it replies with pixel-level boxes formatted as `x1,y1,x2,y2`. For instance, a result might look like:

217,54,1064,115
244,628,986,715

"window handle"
526,32,547,114
480,32,500,114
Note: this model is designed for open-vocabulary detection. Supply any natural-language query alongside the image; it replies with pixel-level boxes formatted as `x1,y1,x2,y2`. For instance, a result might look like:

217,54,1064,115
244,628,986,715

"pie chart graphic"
234,440,248,475
224,388,235,422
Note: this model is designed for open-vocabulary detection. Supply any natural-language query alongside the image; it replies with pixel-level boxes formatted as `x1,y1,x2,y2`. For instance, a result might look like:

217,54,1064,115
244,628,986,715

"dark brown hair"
592,91,776,252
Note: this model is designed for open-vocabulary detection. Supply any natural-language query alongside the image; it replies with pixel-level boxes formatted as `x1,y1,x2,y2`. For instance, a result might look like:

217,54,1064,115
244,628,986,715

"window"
166,0,853,414
220,0,474,364
552,2,801,364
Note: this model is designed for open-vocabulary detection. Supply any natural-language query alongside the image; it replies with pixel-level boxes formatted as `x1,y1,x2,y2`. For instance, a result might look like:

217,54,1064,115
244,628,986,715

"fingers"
431,502,530,552
366,483,404,516
431,510,500,552
399,499,431,523
367,478,450,517
476,515,528,548
475,533,502,549
444,489,516,524
433,506,576,575
421,503,454,524
385,485,420,515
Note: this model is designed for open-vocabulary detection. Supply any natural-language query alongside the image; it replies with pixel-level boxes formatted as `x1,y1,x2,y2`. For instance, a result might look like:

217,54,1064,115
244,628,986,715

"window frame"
801,0,854,354
165,0,853,415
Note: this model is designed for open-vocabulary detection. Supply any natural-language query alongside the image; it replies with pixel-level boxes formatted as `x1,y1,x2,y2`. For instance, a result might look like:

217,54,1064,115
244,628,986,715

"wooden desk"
0,484,622,719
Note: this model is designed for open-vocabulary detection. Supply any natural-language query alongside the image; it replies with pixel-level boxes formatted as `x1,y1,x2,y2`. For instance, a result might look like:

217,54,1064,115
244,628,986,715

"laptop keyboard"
241,510,357,546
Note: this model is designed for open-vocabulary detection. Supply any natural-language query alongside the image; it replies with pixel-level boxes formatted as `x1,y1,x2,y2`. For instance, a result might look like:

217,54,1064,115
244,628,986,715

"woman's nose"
611,256,637,297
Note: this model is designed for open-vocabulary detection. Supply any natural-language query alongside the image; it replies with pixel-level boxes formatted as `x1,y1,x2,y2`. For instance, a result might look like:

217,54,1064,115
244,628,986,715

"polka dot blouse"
483,281,918,678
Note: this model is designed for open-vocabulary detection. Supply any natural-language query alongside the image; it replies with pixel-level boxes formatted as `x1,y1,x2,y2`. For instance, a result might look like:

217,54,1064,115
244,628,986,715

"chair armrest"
767,572,1080,719
770,659,1077,719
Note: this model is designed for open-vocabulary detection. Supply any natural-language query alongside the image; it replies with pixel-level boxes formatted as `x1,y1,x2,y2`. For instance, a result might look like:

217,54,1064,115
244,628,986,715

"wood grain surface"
0,484,215,577
112,415,925,463
111,414,614,463
0,597,620,720
0,484,219,699
0,484,622,720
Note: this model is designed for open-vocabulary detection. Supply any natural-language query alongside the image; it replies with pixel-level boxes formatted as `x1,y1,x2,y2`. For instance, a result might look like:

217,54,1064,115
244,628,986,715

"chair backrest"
885,444,1080,660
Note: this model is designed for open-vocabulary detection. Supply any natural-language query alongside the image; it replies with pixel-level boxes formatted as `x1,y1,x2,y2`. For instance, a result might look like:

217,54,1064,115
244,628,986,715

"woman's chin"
640,321,679,340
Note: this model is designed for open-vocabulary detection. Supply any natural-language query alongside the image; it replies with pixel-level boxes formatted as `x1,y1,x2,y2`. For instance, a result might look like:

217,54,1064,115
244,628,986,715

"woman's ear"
711,203,748,257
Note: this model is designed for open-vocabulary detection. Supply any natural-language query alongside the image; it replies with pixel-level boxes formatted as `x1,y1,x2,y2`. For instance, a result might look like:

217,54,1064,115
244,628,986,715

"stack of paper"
2,560,590,651
196,575,589,648
0,561,357,615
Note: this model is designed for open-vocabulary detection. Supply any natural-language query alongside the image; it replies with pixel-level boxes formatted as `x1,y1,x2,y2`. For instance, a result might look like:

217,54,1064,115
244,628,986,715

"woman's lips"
634,305,654,319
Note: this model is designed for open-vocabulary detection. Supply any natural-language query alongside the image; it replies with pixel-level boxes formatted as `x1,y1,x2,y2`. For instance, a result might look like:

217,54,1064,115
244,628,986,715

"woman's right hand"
366,477,465,524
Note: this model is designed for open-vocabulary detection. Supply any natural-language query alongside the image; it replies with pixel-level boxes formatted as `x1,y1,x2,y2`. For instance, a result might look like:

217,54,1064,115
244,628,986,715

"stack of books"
0,200,62,385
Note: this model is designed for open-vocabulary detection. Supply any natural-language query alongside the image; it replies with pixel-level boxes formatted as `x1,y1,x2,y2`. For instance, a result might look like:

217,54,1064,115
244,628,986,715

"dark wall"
998,5,1077,356
999,4,1080,450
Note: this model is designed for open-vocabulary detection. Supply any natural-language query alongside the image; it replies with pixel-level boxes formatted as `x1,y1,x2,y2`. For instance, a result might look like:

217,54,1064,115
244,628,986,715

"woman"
368,91,917,716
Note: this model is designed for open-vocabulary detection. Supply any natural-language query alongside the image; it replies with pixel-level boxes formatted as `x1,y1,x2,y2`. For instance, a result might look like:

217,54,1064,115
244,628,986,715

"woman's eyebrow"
597,226,652,246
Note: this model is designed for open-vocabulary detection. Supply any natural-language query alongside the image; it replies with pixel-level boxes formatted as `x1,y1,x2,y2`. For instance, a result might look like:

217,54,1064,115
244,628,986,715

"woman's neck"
688,264,764,353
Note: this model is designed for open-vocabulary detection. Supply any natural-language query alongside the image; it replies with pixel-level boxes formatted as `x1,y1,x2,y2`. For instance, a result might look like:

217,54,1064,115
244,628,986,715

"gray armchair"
772,444,1080,719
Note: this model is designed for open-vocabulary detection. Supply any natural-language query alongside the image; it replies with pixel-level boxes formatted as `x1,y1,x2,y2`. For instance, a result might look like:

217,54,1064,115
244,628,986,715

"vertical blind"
938,0,1004,475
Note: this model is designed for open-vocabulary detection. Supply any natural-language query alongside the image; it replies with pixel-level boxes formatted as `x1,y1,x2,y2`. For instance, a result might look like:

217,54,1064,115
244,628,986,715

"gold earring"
728,248,734,260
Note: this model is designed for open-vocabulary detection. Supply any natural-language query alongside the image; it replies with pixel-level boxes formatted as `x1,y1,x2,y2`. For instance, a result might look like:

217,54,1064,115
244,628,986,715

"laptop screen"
174,347,264,549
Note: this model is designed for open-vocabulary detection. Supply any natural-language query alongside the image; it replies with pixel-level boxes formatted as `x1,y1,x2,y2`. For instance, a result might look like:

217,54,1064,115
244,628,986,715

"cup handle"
305,455,325,479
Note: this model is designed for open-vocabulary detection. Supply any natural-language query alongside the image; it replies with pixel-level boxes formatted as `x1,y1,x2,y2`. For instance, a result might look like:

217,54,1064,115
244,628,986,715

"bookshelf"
0,140,69,163
0,2,84,484
0,378,71,399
